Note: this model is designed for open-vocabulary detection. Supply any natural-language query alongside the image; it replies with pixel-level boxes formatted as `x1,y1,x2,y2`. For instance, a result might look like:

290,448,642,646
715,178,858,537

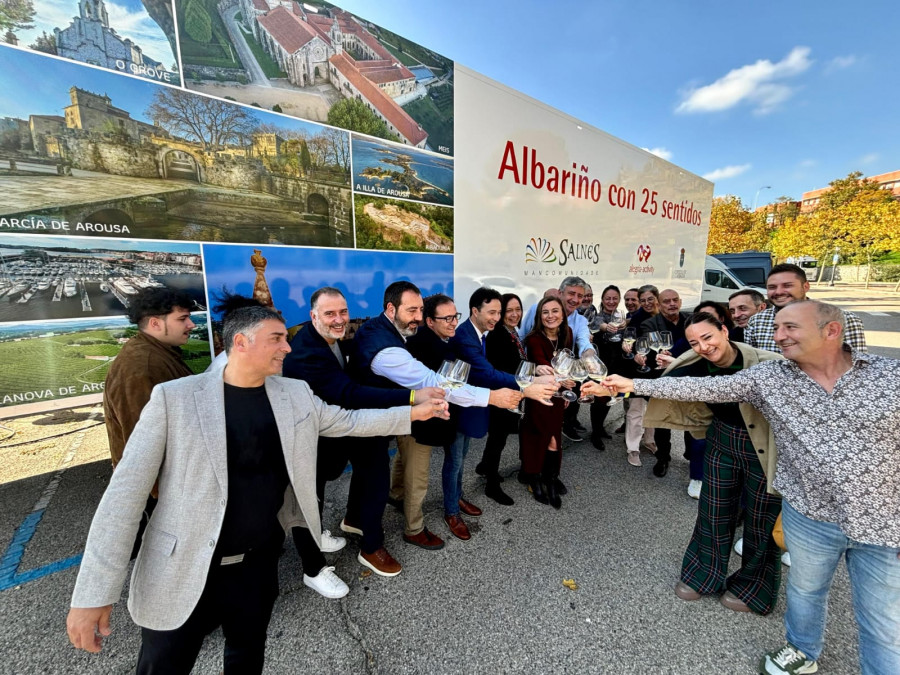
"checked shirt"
745,306,867,354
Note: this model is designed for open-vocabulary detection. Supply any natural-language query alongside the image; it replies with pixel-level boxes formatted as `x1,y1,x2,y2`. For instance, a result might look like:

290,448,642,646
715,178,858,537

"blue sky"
336,0,898,208
19,0,175,66
0,46,335,138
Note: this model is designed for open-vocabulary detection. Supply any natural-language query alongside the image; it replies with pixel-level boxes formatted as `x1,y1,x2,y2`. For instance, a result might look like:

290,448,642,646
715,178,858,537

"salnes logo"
636,244,652,263
525,237,557,263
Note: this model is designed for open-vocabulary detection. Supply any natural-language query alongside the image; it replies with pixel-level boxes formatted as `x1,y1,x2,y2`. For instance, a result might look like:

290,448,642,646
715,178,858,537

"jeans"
442,432,470,516
782,500,900,674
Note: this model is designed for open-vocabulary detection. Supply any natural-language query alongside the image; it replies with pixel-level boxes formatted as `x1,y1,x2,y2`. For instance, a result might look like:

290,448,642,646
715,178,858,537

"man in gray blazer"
66,305,448,673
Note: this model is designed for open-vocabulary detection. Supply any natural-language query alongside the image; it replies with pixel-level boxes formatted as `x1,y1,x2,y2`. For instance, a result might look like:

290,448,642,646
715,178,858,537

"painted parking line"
0,427,88,592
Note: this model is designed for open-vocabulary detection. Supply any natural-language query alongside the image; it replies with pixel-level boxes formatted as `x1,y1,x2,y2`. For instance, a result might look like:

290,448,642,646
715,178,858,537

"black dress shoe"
596,429,612,439
530,476,549,504
485,481,514,506
475,462,487,477
590,435,606,451
517,470,530,484
652,459,670,478
554,478,568,496
545,477,562,510
386,495,404,510
615,423,626,434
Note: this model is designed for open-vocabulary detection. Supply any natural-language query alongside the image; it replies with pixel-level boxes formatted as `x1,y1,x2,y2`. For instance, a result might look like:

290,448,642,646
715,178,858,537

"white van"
701,255,761,305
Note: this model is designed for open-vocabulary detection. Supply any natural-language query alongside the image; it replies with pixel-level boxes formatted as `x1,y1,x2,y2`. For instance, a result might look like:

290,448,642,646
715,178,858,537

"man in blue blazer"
283,286,444,582
447,288,555,529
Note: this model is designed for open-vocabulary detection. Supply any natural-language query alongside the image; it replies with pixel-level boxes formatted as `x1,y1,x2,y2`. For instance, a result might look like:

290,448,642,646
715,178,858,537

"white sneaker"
304,566,349,599
320,529,346,553
782,551,791,567
627,451,642,466
733,537,744,556
687,479,702,499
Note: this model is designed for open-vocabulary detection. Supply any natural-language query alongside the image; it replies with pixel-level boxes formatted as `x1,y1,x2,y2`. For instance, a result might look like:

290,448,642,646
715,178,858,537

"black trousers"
480,408,519,480
563,394,610,438
136,550,279,675
652,429,691,463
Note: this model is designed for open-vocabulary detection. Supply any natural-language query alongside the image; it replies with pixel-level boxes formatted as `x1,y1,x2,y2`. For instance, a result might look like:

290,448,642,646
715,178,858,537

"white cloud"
641,147,673,161
826,55,857,72
676,47,813,115
702,164,752,182
857,152,879,165
797,159,817,168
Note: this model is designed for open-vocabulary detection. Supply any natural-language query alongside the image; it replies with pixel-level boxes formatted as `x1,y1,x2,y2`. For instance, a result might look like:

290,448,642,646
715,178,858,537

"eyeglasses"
433,313,461,323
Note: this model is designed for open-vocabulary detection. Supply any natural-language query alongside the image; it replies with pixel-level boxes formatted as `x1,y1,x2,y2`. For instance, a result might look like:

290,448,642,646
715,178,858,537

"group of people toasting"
68,263,900,675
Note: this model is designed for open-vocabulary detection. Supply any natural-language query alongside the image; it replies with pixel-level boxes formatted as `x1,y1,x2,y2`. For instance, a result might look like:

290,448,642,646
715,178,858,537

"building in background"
800,170,900,213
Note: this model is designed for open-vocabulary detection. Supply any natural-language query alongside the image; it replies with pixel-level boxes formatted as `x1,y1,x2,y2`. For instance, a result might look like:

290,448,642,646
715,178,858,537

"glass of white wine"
579,353,607,403
635,336,651,373
437,359,455,394
608,309,627,342
447,359,470,390
568,358,590,403
622,327,637,360
550,351,577,402
513,360,535,413
655,330,673,369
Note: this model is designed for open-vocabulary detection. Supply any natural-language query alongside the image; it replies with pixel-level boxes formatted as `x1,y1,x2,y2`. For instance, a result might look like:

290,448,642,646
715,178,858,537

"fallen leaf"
562,578,578,591
360,569,372,579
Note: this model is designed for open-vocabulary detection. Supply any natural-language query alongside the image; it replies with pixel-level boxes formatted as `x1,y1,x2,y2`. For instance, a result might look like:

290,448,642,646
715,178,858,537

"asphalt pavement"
1,289,896,674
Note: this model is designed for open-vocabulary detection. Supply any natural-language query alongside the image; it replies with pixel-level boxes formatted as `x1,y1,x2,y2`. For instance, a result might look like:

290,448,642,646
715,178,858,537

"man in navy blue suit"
447,288,555,532
282,287,444,581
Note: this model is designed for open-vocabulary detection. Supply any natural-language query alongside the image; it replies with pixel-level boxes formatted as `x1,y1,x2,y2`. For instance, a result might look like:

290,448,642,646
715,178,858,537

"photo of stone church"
3,0,179,83
178,0,454,156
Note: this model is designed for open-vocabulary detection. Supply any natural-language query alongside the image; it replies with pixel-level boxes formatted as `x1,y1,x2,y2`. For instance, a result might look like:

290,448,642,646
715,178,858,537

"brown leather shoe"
444,514,471,540
720,590,751,613
458,498,482,517
403,528,445,550
674,580,701,601
357,547,401,577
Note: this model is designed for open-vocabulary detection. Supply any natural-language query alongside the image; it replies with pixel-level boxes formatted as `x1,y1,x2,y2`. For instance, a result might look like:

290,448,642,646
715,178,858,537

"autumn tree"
326,98,400,143
831,190,900,287
0,0,34,42
147,89,255,151
706,196,770,254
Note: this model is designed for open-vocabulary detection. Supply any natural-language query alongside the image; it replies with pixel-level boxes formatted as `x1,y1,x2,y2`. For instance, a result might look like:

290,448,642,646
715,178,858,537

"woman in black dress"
476,293,527,505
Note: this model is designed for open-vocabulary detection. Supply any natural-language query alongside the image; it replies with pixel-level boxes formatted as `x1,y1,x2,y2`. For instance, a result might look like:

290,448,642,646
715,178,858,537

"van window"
705,269,739,290
731,268,766,287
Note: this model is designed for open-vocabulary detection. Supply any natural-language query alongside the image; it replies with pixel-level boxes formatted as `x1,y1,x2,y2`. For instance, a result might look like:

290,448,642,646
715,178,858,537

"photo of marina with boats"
0,236,205,322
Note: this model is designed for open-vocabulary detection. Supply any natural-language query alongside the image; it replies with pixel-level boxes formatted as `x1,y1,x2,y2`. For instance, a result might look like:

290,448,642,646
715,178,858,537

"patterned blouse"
634,350,900,548
745,306,867,354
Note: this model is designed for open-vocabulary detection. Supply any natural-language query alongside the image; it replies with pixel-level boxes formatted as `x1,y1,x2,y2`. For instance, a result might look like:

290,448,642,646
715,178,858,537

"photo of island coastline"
2,0,180,84
353,195,453,254
0,235,205,322
352,136,453,206
0,47,353,248
177,0,454,155
0,312,210,410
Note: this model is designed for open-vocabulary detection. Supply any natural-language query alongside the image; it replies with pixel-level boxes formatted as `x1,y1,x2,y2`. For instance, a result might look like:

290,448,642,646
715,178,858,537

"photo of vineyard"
0,314,210,410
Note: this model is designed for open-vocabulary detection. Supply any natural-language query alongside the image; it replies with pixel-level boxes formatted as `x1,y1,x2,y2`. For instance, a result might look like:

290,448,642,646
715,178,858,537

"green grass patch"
239,26,287,78
403,94,453,155
178,0,241,69
380,42,419,67
0,331,211,407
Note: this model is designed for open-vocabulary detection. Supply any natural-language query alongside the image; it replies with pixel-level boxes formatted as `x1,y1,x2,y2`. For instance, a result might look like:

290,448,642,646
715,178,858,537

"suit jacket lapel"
194,372,228,494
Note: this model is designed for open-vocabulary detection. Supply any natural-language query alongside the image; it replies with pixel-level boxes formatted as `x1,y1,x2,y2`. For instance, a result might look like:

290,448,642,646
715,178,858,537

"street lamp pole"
752,185,772,211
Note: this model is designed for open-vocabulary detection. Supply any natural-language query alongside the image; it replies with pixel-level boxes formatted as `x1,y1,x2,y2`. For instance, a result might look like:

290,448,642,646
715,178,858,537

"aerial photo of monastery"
179,0,454,155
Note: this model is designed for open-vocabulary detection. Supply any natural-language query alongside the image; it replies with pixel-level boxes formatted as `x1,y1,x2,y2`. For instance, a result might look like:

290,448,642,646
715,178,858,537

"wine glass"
608,310,626,342
580,353,607,404
622,327,637,360
513,360,535,414
448,359,470,389
550,351,577,402
588,315,603,336
437,360,455,393
568,358,590,403
635,336,651,373
656,331,674,369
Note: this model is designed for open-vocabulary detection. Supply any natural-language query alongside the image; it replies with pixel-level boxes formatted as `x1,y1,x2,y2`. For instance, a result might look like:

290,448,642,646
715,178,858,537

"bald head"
773,300,846,364
659,289,682,321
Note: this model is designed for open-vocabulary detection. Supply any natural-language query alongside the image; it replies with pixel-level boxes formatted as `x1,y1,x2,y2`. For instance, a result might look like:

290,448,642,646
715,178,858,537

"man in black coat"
283,287,443,580
639,288,690,478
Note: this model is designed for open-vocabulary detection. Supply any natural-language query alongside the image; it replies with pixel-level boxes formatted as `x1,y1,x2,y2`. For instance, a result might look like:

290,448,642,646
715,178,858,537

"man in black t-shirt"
67,306,448,673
